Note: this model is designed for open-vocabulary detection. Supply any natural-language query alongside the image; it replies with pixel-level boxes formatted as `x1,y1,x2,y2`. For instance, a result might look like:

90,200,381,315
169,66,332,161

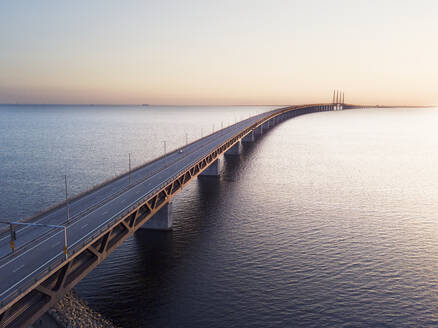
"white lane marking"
12,264,24,273
0,192,142,298
0,113,274,299
0,166,161,273
4,121,250,258
2,135,224,262
81,224,88,229
0,122,201,241
13,133,241,264
0,170,158,272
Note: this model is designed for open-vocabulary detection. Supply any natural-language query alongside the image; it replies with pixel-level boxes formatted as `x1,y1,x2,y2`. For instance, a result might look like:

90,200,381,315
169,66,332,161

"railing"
0,103,338,325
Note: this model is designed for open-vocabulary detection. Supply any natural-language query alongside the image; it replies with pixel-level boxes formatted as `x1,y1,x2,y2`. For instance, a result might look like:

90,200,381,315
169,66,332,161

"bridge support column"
242,131,255,143
200,158,221,176
225,141,241,155
141,202,172,230
254,125,263,136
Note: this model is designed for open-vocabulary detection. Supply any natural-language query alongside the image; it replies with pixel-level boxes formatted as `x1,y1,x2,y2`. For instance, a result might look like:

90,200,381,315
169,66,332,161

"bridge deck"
0,103,348,327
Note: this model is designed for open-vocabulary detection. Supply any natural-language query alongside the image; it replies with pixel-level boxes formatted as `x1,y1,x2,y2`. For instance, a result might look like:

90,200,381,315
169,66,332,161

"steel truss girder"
0,104,332,328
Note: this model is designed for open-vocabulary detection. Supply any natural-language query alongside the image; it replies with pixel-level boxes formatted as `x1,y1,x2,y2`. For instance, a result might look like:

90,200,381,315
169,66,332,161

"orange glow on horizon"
1,1,437,106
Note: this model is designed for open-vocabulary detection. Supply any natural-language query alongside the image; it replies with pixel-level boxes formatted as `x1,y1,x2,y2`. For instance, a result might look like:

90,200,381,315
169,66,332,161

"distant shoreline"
0,103,288,107
0,103,435,108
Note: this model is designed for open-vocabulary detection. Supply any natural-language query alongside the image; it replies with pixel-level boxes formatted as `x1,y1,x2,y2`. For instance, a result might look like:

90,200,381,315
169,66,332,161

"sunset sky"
0,0,437,105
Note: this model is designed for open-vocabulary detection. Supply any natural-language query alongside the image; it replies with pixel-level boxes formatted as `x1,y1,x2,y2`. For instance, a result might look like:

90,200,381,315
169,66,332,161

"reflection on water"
3,106,438,327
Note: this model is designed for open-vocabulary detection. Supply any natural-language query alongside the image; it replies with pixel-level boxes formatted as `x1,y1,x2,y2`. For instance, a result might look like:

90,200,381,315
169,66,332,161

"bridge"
0,101,364,327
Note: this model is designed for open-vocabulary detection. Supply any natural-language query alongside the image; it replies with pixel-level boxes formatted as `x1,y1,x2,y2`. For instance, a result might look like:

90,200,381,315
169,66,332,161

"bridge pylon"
140,202,173,230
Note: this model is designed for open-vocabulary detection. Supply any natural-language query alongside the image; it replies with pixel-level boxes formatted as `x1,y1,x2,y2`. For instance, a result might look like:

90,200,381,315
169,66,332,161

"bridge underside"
0,103,365,327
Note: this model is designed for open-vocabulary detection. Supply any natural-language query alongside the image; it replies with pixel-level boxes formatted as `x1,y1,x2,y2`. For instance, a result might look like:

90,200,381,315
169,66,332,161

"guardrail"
0,103,337,327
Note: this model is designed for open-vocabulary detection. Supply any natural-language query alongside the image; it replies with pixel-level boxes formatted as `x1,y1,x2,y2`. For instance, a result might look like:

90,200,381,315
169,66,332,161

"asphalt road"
0,107,285,307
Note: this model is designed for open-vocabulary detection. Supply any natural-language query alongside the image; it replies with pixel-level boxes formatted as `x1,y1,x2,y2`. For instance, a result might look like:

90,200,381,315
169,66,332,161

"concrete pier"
225,142,241,155
141,203,172,230
1,100,371,328
242,131,255,143
254,125,263,136
200,158,221,176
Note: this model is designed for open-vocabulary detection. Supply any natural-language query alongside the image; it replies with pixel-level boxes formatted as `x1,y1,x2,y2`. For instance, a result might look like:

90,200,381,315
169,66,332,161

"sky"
0,0,437,105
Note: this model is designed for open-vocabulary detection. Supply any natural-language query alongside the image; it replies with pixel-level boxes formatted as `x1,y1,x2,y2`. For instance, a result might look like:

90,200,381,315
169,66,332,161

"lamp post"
128,153,132,185
162,141,167,166
0,221,68,258
64,175,70,224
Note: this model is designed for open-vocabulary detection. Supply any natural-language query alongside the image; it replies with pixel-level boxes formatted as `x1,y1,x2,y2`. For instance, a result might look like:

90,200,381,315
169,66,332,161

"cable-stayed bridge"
0,102,363,327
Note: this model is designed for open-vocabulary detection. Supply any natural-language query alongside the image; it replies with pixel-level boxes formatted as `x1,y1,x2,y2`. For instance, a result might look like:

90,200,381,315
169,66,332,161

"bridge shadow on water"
78,134,275,327
134,138,262,242
131,141,260,264
118,141,261,323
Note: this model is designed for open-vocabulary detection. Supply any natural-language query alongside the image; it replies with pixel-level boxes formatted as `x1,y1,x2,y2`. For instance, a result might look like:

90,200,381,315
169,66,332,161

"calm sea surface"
2,105,438,327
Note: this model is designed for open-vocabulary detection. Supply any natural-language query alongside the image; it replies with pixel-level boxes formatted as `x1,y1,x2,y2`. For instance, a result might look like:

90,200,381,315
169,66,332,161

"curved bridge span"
0,103,364,327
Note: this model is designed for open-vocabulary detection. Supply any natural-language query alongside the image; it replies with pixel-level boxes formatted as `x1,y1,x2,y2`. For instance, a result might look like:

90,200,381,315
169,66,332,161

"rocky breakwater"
33,290,120,328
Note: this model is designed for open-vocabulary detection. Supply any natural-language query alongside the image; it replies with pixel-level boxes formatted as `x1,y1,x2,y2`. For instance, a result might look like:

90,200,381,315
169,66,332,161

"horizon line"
0,103,436,108
0,103,289,106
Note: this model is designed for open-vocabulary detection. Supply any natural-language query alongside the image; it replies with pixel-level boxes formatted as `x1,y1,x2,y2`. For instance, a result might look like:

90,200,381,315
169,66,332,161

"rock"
45,290,120,328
